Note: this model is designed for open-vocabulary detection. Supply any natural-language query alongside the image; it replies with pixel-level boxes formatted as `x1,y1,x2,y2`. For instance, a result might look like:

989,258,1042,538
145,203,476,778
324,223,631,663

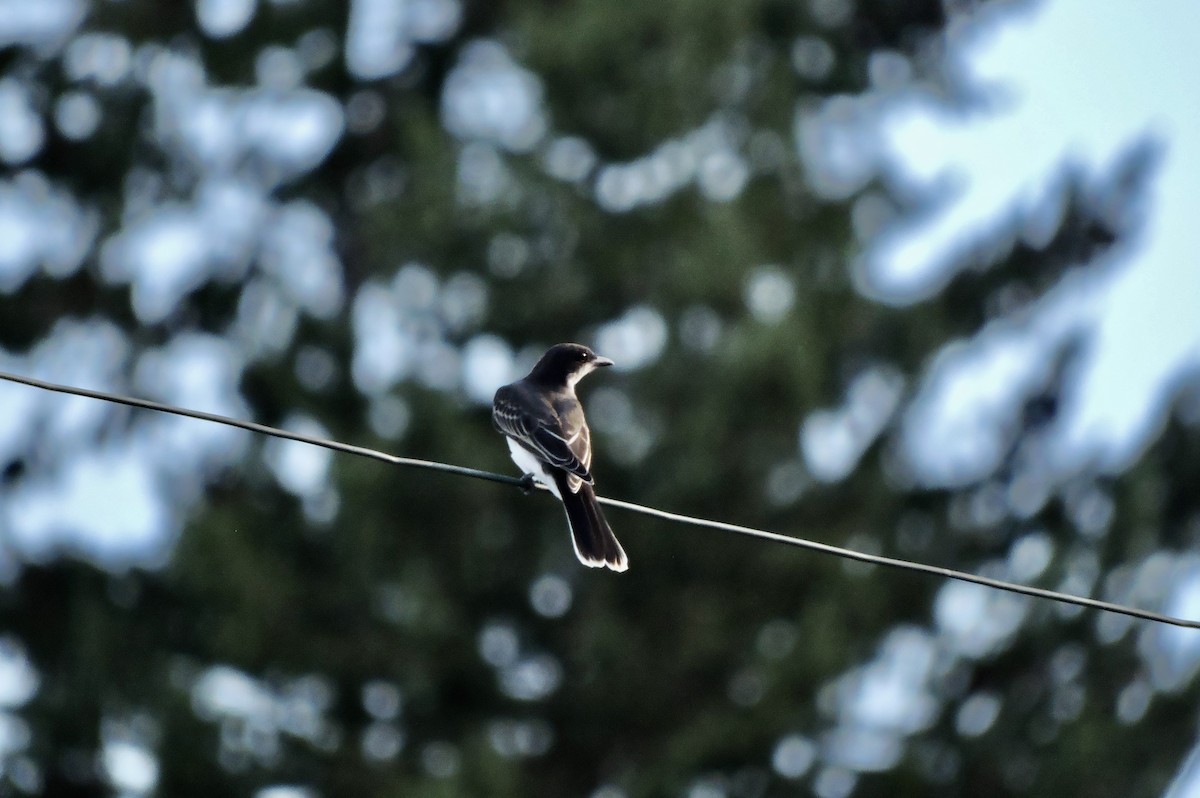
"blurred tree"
0,1,1197,797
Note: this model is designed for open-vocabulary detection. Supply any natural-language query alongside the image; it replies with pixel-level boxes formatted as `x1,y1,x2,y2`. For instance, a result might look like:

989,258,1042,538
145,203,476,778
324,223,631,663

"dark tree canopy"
0,1,1197,797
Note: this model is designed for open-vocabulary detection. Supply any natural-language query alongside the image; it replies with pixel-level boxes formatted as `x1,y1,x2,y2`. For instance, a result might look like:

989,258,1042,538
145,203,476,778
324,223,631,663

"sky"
866,0,1200,482
795,0,1200,786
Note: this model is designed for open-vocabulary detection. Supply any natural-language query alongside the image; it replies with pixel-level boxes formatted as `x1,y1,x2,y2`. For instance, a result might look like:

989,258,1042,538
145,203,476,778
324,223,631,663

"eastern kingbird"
492,343,628,572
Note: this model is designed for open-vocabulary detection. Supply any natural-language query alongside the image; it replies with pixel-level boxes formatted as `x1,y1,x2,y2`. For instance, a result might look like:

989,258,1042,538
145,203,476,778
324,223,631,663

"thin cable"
597,497,1199,628
2,369,1196,629
0,370,523,489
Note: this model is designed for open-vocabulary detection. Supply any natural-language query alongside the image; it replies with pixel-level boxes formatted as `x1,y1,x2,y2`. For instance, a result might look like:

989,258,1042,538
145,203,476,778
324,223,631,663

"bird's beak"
593,356,615,368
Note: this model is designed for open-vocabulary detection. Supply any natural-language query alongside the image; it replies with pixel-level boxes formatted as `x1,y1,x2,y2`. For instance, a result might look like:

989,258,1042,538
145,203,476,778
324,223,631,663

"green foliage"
0,1,1196,797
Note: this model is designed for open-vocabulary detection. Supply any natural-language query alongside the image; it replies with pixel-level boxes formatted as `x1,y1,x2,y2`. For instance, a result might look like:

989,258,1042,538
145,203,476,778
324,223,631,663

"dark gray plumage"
492,343,628,571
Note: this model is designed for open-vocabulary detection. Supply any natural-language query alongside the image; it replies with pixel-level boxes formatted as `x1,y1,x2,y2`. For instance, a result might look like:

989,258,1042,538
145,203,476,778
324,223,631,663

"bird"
492,343,628,572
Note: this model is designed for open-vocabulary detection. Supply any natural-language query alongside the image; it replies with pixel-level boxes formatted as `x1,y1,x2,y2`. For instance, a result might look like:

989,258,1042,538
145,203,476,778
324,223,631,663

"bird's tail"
553,473,628,572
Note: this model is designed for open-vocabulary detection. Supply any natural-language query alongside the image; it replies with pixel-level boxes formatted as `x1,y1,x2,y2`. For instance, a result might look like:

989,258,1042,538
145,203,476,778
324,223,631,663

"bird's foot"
519,473,538,495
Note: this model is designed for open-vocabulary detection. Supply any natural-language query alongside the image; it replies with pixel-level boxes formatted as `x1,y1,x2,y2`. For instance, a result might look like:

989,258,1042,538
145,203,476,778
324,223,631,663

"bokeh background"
1,0,1200,795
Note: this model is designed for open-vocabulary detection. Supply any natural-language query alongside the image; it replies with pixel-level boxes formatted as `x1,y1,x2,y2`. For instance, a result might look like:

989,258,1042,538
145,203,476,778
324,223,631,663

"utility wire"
0,370,521,488
2,369,1197,630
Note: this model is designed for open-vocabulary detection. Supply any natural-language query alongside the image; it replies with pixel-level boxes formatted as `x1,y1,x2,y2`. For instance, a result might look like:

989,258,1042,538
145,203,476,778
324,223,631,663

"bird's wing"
554,398,594,493
532,425,592,482
493,390,593,484
577,422,593,471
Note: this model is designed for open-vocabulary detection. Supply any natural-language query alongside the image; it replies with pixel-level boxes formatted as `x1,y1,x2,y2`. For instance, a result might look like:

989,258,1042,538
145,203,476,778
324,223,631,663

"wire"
0,370,523,488
598,497,1199,628
2,368,1196,629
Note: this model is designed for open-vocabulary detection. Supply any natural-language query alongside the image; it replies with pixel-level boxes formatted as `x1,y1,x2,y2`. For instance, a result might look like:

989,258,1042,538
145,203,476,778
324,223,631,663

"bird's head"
528,343,614,388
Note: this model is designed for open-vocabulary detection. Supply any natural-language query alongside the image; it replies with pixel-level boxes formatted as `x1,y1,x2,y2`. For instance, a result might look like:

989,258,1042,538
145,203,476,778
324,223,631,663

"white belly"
507,438,562,499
